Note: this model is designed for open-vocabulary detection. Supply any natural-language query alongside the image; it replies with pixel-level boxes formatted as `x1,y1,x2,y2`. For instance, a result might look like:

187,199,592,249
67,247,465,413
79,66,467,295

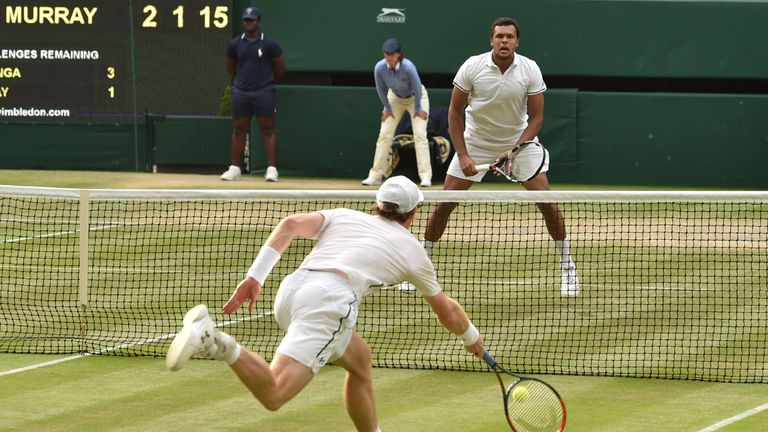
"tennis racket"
475,140,546,182
483,350,567,432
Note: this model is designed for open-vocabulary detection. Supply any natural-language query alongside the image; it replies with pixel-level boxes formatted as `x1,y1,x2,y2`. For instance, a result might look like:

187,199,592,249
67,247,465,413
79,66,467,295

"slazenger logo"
376,8,405,24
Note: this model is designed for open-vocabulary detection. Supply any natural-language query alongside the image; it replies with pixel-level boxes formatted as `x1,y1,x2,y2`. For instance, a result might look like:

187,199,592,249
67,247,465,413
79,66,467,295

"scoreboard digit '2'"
0,1,232,123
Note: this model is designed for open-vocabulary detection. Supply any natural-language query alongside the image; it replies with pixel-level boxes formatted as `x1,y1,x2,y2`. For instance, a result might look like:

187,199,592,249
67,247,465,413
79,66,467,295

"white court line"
1,224,120,244
3,229,80,243
0,311,271,377
697,403,768,432
0,354,90,376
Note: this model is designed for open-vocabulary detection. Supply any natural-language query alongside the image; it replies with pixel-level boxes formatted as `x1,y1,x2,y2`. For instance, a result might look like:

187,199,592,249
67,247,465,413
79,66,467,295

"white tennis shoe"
220,165,241,181
419,177,432,188
560,265,580,297
166,304,216,371
265,166,278,182
361,176,382,186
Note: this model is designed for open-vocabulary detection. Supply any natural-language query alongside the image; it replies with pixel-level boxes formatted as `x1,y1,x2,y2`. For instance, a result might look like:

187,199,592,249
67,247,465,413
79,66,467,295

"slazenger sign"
376,8,405,23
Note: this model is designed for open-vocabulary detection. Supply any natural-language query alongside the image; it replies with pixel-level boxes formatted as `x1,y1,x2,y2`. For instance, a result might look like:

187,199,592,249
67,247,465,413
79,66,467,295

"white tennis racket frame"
475,140,546,182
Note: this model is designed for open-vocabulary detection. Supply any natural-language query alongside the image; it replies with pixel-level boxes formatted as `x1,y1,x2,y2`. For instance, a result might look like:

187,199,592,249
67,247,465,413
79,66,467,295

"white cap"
376,176,424,214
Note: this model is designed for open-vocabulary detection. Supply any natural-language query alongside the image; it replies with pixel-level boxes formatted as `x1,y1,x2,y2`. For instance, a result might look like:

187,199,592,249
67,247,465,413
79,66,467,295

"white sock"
421,239,434,257
227,344,242,366
554,238,574,268
374,427,382,432
215,330,242,365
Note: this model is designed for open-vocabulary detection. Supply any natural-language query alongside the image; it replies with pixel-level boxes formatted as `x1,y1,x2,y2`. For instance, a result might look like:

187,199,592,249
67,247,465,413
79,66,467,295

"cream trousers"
367,86,431,180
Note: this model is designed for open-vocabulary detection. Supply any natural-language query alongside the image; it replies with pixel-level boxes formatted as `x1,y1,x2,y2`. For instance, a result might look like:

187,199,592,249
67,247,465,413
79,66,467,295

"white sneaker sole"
561,287,580,297
166,305,211,371
560,276,580,297
265,167,278,182
559,265,580,297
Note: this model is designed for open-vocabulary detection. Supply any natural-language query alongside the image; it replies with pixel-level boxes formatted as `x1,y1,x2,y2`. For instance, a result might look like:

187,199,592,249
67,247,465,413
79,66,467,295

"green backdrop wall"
574,92,768,186
0,123,145,171
253,87,768,188
2,86,766,188
143,86,766,188
238,0,768,78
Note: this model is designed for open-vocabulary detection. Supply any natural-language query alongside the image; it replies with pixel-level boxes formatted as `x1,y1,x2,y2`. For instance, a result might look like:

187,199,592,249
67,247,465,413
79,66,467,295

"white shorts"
273,269,359,374
446,136,550,182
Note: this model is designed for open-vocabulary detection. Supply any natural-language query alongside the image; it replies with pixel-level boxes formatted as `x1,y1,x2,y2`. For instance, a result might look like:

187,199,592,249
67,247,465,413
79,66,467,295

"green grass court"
1,354,767,432
1,170,766,431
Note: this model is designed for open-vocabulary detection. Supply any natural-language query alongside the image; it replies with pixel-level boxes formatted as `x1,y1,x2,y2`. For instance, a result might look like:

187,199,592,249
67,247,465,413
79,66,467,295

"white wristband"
458,323,480,346
246,246,281,285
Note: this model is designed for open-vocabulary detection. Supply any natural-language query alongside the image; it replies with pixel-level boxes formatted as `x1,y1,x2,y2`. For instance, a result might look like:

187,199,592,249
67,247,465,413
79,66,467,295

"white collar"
485,50,518,70
241,32,264,41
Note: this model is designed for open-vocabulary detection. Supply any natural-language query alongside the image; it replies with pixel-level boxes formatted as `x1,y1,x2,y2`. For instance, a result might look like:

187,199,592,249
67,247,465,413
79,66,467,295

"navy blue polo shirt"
227,32,283,91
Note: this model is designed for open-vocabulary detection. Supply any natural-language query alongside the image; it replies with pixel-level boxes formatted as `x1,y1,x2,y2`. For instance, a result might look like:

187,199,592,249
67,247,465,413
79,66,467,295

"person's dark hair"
371,202,414,223
490,17,520,38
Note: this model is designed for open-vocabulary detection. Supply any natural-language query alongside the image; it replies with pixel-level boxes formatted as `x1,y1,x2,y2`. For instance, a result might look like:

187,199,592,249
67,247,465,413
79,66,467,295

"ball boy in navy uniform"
222,6,285,182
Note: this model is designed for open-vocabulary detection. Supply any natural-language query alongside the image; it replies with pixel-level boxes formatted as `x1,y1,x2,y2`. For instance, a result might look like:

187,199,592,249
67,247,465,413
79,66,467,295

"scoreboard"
0,1,232,123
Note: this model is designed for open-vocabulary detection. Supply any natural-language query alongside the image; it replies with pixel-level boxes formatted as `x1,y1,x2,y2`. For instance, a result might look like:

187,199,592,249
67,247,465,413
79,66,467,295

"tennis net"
1,186,766,383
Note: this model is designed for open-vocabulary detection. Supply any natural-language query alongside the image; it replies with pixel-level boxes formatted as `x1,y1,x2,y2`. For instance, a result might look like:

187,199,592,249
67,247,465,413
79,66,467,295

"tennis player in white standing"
417,17,579,297
166,176,485,432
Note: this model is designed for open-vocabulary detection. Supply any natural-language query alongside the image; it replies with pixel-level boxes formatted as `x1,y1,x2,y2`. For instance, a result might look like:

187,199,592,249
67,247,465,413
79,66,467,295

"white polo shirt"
453,51,546,144
299,208,442,299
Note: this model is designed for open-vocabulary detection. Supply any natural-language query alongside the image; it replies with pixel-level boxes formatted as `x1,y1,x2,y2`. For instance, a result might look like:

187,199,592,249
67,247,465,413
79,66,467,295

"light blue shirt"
374,58,424,113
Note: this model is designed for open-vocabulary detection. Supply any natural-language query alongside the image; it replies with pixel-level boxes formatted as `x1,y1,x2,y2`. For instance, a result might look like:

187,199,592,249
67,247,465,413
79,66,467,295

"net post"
78,190,90,309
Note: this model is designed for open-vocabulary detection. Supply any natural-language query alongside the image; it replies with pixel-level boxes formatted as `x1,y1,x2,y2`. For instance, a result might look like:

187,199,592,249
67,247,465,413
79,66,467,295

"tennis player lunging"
166,176,485,432
420,17,579,297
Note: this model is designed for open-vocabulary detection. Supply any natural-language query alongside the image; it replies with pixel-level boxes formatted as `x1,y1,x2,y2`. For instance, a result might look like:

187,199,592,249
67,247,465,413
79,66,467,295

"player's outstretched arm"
223,212,325,314
424,292,485,357
223,277,262,314
263,212,325,253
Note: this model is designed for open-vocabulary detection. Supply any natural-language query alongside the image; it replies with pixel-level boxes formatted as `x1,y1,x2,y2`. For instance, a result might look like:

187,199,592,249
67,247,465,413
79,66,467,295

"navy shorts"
231,86,277,118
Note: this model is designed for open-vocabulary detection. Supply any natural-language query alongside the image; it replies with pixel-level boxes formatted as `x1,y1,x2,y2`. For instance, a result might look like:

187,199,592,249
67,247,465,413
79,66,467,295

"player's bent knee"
256,388,294,412
260,397,285,412
337,335,373,378
358,345,373,370
348,344,373,372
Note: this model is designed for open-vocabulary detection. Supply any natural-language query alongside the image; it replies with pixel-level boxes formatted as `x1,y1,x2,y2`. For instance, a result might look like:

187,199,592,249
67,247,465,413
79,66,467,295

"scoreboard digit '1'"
0,1,232,123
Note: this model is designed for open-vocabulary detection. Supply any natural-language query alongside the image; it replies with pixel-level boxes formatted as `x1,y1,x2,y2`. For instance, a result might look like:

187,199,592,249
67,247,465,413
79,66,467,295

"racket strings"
506,380,564,432
491,142,545,182
510,145,544,181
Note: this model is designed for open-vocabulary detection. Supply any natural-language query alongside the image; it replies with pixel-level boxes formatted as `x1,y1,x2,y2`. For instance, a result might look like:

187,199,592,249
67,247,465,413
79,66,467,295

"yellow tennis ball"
512,386,529,402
